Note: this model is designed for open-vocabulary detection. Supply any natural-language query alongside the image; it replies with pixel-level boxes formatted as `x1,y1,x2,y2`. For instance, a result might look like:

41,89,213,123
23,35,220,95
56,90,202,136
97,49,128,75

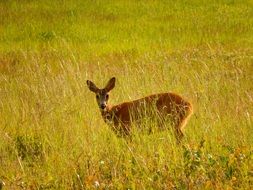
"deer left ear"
104,77,116,92
87,80,99,93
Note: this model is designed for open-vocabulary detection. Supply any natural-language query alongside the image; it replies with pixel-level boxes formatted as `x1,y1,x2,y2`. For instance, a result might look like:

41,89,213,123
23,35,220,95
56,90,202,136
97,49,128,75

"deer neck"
101,105,113,123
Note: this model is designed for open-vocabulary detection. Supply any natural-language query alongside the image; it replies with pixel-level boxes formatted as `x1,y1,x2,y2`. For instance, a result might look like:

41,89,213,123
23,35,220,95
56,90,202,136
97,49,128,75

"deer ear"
87,80,99,93
104,77,116,92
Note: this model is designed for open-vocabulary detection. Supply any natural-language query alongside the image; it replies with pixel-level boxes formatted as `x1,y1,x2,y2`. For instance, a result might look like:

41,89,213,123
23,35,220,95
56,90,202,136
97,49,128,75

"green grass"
0,0,253,189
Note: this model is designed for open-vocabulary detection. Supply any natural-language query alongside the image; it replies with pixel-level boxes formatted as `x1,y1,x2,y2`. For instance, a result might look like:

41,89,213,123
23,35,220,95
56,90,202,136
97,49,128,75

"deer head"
86,77,116,111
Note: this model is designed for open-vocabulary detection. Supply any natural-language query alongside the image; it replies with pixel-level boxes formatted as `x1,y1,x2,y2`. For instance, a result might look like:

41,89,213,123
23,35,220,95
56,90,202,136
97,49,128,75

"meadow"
0,0,253,189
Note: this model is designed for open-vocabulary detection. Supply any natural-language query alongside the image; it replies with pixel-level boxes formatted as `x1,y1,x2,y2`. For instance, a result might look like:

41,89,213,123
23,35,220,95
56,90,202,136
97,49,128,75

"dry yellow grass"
0,0,252,189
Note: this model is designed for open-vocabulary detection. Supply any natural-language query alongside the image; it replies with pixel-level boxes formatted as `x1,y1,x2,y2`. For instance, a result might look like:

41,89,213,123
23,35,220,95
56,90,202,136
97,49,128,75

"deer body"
87,77,193,142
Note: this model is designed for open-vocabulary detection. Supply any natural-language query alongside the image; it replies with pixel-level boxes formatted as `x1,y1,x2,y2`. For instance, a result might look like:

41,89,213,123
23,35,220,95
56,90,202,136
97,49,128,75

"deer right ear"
86,80,99,93
104,77,116,92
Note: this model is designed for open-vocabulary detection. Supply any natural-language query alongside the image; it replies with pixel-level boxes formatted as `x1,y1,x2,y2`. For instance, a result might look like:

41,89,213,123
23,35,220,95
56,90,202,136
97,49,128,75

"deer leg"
173,116,185,144
175,128,184,144
121,123,131,136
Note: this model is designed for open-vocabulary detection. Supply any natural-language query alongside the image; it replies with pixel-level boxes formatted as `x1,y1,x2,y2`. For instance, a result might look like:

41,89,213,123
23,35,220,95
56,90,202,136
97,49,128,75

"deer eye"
106,94,109,99
96,95,99,99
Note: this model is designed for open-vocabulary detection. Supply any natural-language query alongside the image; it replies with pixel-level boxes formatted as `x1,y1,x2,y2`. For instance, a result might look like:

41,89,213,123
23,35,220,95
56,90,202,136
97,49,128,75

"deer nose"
101,104,106,109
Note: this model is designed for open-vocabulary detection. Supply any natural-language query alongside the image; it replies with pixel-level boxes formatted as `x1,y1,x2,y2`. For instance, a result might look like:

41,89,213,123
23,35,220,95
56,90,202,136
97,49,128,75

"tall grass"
0,0,252,189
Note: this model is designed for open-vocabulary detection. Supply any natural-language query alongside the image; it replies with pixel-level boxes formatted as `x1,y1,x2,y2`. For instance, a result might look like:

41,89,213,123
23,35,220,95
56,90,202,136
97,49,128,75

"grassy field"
0,0,253,189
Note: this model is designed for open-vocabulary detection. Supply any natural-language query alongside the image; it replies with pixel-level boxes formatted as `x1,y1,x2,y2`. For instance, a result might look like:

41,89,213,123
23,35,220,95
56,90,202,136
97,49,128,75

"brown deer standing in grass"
86,77,193,142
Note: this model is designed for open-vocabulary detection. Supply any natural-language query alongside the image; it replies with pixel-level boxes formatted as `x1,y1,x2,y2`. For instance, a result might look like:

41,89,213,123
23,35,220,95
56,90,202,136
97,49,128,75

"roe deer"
86,77,193,142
